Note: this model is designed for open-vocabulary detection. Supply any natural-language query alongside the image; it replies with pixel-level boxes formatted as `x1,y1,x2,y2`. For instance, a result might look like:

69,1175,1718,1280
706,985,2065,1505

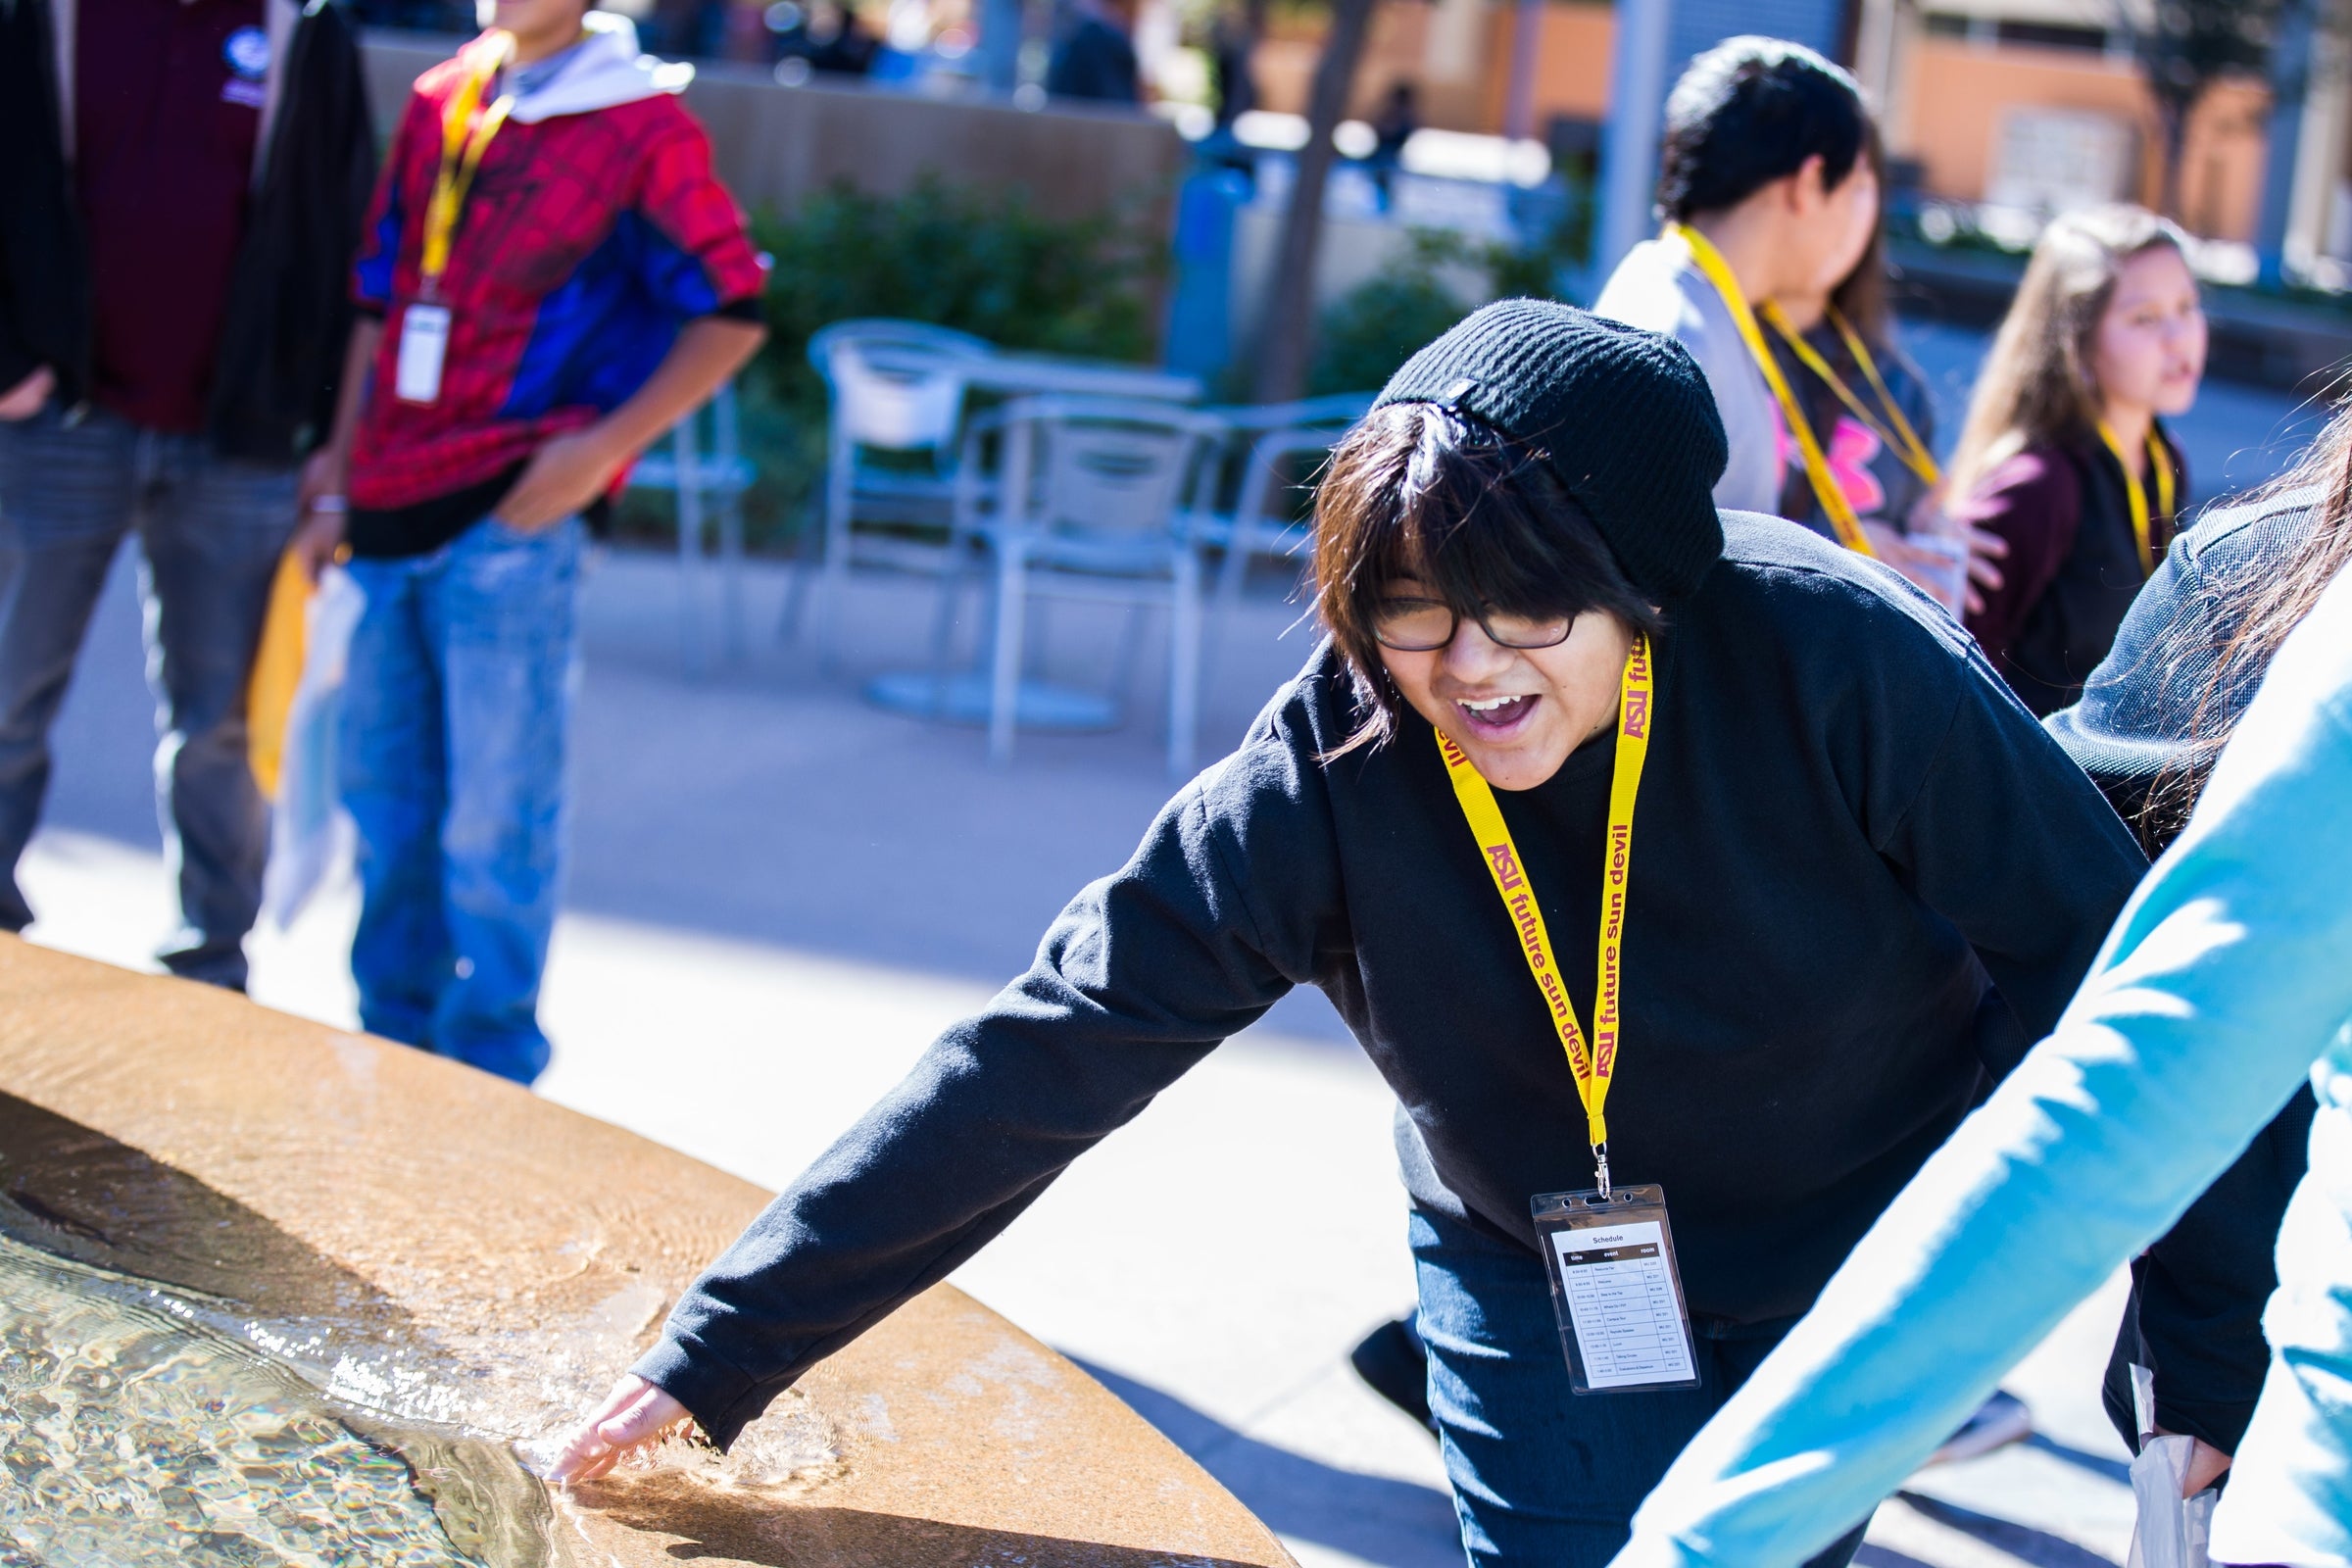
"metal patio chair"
1203,420,1353,620
1171,394,1369,675
787,319,993,661
1175,392,1370,577
927,395,1230,776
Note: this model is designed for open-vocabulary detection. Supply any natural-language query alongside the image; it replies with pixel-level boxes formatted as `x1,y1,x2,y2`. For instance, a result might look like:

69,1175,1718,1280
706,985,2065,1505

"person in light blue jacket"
1611,485,2352,1561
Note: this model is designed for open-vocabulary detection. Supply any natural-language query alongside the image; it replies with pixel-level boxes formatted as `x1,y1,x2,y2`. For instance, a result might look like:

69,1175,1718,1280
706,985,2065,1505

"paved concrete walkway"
17,335,2319,1565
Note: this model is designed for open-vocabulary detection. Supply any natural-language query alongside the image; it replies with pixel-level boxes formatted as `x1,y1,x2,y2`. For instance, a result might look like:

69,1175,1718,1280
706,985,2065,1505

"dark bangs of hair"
1313,403,1661,755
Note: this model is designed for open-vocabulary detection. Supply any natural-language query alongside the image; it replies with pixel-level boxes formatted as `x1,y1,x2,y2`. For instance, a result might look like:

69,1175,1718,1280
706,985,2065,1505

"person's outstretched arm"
1613,567,2352,1566
547,708,1349,1481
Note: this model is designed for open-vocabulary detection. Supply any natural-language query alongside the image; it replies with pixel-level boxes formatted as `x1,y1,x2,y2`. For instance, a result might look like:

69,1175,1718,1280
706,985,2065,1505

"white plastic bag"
2127,1436,2217,1568
260,565,366,928
2126,1364,2219,1568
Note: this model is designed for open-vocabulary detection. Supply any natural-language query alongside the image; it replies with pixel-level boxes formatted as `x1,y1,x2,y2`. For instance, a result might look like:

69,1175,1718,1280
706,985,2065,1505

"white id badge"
395,303,452,404
1532,1185,1702,1395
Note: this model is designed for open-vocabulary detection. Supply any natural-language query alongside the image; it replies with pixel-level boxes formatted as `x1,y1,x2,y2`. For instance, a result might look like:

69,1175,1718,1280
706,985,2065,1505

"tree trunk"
1250,0,1379,404
1238,0,1269,113
2156,93,2192,221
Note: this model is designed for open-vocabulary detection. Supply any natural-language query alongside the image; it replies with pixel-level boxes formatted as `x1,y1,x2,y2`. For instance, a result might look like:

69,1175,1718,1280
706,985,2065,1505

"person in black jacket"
545,303,2147,1564
2046,453,2352,1501
0,0,372,989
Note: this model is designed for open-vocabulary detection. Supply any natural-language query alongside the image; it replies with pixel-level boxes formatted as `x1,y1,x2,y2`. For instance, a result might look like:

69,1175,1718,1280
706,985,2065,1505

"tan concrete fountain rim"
0,936,1294,1568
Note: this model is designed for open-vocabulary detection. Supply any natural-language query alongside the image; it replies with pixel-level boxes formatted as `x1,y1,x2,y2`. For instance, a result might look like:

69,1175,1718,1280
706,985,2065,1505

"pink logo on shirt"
1778,414,1886,516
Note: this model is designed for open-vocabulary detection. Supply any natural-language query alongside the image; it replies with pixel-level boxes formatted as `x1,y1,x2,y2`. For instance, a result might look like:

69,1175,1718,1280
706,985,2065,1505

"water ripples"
0,1235,545,1567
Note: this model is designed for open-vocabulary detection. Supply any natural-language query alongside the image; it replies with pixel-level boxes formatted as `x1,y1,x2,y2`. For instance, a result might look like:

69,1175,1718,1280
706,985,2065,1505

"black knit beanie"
1372,299,1729,600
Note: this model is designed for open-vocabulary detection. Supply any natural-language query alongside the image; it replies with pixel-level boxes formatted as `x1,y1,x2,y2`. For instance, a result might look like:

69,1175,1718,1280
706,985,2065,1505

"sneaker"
1348,1316,1436,1433
1925,1389,2033,1466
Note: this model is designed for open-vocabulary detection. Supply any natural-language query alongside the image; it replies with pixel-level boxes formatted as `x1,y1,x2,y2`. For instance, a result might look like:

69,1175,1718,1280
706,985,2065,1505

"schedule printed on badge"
1551,1219,1697,1389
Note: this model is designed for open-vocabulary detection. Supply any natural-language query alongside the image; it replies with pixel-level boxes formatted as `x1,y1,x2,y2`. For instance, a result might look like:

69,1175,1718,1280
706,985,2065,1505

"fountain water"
0,1233,546,1566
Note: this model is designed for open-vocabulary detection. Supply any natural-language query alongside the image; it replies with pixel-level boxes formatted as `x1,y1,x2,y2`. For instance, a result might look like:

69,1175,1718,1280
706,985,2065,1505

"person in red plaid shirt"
298,0,765,1084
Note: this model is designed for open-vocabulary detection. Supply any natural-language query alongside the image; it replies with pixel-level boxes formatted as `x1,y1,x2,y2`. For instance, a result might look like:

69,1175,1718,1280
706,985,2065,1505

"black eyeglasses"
1371,597,1575,653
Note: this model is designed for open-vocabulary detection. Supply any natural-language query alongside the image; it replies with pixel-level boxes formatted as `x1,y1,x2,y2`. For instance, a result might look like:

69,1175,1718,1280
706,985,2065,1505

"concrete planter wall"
358,33,1189,229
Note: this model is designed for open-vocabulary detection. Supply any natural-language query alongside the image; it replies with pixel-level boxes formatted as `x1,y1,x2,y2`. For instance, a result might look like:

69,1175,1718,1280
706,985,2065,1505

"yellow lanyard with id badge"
1437,633,1701,1394
396,35,516,405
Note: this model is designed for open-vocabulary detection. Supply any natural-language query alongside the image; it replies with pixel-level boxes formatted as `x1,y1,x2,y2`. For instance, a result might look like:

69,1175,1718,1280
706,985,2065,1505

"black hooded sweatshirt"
636,514,2149,1448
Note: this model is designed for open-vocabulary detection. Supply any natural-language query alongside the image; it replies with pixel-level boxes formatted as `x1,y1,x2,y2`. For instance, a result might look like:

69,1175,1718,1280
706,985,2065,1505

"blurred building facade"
349,0,2352,283
1239,0,2350,270
1856,1,2321,256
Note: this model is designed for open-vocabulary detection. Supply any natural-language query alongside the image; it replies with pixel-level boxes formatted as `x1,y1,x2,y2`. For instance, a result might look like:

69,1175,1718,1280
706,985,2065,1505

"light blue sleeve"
1612,568,2352,1566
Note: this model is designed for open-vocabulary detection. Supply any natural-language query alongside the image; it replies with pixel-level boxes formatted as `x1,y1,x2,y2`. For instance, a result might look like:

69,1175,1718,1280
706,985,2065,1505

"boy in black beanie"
551,303,2142,1567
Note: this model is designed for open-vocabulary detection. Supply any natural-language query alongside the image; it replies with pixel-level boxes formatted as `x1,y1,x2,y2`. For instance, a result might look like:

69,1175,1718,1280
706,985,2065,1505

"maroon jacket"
1960,427,2183,716
0,0,373,459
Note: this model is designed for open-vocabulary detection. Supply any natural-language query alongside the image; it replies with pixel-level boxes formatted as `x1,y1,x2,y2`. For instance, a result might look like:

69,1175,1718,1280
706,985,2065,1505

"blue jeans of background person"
1411,1202,1872,1567
0,405,297,989
339,515,582,1086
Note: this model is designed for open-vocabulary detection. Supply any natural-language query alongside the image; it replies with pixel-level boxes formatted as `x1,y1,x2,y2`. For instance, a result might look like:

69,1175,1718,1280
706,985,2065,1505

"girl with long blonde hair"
1954,204,2208,713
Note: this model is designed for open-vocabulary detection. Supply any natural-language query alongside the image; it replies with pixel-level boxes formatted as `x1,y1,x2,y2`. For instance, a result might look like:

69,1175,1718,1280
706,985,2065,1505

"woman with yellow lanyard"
548,302,2150,1566
1949,205,2207,715
1592,37,2001,617
1594,41,1874,525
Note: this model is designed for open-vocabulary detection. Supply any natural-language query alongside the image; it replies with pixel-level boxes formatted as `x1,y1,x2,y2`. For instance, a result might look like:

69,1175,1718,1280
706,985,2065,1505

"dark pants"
1411,1202,1875,1566
0,406,296,988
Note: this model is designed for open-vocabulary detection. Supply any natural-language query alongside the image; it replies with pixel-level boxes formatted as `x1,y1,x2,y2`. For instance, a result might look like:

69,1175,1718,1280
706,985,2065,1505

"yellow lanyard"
419,36,517,291
1437,634,1654,1197
1760,302,1940,486
2095,420,2177,578
1669,223,1875,558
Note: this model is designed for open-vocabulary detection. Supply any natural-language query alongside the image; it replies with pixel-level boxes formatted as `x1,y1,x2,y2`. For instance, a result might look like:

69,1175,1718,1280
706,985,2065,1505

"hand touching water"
546,1374,691,1484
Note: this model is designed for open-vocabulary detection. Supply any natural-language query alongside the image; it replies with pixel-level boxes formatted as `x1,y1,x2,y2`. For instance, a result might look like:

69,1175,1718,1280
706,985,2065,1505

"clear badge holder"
1531,1184,1701,1395
395,303,452,405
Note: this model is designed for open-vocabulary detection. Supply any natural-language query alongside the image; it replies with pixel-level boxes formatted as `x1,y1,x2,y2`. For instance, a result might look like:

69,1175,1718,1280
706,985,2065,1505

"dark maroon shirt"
1960,430,2184,715
74,0,266,431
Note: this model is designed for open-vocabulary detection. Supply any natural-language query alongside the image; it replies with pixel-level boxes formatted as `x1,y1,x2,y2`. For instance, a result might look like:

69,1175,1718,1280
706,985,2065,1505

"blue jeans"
1411,1203,1873,1567
339,515,582,1085
0,405,297,988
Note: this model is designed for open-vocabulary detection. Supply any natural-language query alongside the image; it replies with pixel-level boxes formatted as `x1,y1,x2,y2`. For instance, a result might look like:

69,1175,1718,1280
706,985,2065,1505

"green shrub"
1309,263,1476,398
1308,222,1583,397
1489,193,1592,302
616,178,1168,554
755,178,1166,373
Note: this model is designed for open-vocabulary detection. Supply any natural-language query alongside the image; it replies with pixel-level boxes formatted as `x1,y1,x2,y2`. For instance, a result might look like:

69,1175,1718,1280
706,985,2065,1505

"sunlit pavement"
19,335,2316,1565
